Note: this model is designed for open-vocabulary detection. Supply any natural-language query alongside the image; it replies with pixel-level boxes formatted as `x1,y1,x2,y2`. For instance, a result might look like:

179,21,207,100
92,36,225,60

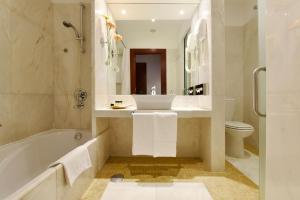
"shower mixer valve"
74,88,88,109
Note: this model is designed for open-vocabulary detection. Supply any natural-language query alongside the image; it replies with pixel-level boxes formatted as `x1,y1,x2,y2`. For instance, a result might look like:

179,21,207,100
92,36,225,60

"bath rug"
100,182,213,200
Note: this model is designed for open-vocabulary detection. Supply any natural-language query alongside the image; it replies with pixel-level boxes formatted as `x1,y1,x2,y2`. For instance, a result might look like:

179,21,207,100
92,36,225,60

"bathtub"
0,129,92,200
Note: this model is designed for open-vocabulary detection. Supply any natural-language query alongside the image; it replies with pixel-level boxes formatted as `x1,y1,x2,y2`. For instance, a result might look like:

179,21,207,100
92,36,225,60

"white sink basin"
133,95,176,110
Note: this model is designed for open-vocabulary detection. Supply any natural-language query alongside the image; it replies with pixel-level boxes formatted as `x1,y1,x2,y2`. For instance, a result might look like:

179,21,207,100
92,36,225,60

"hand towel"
154,112,177,157
49,145,91,186
132,112,155,156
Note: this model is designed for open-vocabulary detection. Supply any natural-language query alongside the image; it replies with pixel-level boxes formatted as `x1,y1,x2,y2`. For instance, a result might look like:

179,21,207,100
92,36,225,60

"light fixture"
95,9,104,15
121,9,127,15
151,18,156,22
179,10,185,15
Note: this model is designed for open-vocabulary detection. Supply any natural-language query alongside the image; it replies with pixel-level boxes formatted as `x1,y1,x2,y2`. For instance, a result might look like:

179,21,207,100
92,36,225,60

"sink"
133,95,176,110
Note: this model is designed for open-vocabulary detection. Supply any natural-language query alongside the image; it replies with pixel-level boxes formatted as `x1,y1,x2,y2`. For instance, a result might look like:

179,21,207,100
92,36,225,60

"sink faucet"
151,86,156,95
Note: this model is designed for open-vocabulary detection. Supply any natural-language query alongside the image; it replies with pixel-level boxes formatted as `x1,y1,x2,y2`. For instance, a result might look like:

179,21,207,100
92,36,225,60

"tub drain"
110,173,124,182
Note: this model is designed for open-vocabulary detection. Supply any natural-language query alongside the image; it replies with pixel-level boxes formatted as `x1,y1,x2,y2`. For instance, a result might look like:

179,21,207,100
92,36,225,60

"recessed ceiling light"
121,9,127,15
151,18,156,22
179,10,185,15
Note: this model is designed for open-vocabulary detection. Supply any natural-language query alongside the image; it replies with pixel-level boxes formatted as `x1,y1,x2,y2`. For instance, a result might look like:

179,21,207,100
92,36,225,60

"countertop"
94,107,211,118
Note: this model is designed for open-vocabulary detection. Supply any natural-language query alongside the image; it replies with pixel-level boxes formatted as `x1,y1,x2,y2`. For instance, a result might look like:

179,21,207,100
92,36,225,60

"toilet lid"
225,121,254,130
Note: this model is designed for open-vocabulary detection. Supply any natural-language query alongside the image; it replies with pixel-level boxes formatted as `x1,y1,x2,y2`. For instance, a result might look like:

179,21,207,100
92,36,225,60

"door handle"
253,66,266,117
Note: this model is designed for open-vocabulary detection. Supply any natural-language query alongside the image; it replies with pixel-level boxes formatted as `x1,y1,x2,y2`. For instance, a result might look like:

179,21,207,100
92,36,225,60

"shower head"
62,21,80,38
63,21,73,28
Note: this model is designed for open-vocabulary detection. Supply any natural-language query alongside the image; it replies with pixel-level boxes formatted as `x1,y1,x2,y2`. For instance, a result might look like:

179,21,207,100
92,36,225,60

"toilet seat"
225,121,254,131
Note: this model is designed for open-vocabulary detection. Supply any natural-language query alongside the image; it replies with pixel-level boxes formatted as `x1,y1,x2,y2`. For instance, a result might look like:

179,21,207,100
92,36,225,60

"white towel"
154,112,177,157
132,112,155,156
132,112,177,157
49,145,92,186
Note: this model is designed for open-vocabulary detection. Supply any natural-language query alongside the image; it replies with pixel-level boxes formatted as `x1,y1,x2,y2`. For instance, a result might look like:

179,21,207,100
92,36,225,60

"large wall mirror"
105,1,208,95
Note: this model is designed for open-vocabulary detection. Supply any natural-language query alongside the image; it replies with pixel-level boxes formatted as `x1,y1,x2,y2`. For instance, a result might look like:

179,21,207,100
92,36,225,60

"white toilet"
225,99,254,158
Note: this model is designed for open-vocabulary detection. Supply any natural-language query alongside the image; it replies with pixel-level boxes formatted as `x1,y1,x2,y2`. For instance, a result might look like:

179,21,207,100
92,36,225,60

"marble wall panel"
225,26,244,121
0,0,54,145
108,118,205,158
53,3,91,129
243,17,259,149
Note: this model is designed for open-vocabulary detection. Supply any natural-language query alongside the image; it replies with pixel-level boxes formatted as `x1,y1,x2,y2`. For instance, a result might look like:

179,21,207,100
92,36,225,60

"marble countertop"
94,107,211,118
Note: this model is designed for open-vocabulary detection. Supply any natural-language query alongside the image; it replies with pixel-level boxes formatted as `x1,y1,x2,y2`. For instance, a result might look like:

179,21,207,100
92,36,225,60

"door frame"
130,49,167,94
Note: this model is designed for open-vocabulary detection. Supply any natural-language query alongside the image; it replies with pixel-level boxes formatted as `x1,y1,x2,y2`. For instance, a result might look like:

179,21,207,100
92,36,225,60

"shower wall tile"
4,0,53,32
10,13,54,95
0,95,14,145
54,94,81,129
53,3,91,129
0,6,11,94
0,0,55,145
11,95,54,140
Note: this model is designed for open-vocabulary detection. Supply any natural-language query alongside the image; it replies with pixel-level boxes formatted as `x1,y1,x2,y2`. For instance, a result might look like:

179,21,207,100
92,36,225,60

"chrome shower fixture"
74,88,88,109
63,21,80,38
62,3,85,53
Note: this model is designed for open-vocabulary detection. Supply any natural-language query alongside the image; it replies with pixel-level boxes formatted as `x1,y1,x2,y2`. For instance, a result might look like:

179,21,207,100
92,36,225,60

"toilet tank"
225,98,236,121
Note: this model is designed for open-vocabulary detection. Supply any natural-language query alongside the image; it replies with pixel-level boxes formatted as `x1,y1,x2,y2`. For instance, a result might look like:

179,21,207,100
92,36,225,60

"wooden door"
136,63,147,94
130,49,166,94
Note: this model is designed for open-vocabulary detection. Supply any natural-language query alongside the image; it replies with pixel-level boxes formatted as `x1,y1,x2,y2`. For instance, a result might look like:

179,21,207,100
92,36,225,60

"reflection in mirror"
105,2,207,95
184,19,209,95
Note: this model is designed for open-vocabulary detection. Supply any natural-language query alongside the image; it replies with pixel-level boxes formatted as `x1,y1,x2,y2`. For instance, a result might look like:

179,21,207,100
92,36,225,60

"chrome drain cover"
110,174,124,182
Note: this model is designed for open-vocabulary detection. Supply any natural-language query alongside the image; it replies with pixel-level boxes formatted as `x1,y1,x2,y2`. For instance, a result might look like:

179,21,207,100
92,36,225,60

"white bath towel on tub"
49,145,91,186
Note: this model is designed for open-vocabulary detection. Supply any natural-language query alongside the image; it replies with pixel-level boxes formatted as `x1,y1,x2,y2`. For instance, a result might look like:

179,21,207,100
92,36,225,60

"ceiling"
116,20,189,49
107,2,199,20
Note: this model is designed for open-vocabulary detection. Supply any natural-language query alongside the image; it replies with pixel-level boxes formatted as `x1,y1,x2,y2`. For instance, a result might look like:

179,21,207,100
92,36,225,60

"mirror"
104,2,208,95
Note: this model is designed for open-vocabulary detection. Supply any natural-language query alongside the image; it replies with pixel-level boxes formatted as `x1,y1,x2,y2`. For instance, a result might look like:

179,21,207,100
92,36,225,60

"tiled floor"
226,150,259,185
81,157,259,200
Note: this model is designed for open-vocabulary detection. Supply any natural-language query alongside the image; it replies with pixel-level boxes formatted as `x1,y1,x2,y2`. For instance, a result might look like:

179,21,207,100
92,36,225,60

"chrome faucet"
151,86,156,95
74,88,88,109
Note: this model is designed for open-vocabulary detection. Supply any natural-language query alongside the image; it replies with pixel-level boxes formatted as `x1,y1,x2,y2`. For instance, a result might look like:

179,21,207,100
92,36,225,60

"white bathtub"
0,129,92,200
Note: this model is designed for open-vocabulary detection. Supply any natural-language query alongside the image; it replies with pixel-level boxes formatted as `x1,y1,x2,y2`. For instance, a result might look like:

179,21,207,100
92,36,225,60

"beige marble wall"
210,0,226,171
108,118,206,158
0,0,54,145
225,26,244,121
265,1,300,199
243,16,259,149
53,3,91,129
225,17,259,150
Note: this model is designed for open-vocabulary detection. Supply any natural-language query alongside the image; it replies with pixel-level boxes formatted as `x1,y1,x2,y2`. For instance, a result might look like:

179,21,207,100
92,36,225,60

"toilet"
225,98,254,158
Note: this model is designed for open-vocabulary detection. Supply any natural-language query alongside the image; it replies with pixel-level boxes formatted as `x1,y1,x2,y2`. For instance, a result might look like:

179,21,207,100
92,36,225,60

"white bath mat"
100,182,213,200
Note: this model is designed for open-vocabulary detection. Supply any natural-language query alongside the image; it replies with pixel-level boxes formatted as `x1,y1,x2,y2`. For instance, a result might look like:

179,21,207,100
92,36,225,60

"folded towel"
49,145,92,186
154,112,177,157
132,112,177,157
132,112,155,156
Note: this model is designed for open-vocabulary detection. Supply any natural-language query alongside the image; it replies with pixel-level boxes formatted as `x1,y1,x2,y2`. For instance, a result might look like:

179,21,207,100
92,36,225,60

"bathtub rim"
2,129,93,200
0,129,91,154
